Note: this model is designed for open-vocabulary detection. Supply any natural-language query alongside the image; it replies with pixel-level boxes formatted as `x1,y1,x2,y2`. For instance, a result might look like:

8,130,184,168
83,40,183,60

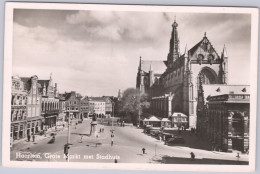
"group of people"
27,132,36,142
99,127,105,133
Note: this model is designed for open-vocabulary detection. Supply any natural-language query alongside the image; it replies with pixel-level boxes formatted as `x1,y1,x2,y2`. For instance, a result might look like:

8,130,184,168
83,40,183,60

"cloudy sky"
12,9,251,96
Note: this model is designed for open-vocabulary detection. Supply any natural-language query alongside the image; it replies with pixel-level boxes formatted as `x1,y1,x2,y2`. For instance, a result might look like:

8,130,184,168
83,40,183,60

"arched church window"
197,68,216,85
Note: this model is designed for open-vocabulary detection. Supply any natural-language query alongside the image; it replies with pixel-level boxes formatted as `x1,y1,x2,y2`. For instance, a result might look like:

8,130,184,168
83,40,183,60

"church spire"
118,89,122,101
149,63,153,71
138,56,142,71
222,44,228,58
167,17,180,65
184,44,188,58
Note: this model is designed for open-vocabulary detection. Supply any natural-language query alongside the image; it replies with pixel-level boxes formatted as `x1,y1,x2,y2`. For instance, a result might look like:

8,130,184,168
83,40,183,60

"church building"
137,19,228,128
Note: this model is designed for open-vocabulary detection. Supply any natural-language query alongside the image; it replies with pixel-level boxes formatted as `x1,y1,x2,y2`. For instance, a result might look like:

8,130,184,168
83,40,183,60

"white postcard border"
2,2,259,172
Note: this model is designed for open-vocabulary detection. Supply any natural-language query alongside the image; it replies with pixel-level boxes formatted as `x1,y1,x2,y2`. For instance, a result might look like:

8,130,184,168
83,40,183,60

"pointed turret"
118,89,122,101
149,64,154,87
149,63,153,71
184,44,188,58
138,56,142,71
221,45,228,84
222,44,228,58
167,18,180,65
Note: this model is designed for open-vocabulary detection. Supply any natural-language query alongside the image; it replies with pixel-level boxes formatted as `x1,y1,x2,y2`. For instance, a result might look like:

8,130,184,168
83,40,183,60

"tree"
116,88,150,123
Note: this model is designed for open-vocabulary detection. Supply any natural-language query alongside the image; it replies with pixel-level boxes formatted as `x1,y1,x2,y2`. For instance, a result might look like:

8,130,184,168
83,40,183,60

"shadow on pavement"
71,133,91,136
152,155,249,165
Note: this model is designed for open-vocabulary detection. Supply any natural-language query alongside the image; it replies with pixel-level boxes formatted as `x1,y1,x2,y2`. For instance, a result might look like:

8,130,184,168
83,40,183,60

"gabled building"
63,91,82,121
102,96,113,116
80,96,90,118
38,74,59,129
21,75,43,135
88,97,106,118
11,75,28,141
58,94,66,123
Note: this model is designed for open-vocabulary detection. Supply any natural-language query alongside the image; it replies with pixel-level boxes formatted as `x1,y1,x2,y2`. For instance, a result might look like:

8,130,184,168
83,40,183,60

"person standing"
142,147,146,154
111,133,114,146
190,152,195,160
27,134,30,142
28,134,31,142
32,133,35,142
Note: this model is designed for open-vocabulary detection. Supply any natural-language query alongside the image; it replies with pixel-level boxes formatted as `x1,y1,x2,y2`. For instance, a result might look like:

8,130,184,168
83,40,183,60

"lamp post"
65,112,73,162
112,101,114,131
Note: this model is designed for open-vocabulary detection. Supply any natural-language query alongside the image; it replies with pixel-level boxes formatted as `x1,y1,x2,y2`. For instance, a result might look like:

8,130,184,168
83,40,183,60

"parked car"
162,132,175,141
166,136,185,145
48,135,56,144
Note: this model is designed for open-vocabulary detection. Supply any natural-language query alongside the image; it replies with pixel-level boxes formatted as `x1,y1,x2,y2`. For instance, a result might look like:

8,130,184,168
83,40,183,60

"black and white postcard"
2,2,258,172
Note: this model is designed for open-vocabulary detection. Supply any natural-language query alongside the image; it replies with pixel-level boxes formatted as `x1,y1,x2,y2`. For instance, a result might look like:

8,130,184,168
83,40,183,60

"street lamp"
133,94,141,127
65,112,73,162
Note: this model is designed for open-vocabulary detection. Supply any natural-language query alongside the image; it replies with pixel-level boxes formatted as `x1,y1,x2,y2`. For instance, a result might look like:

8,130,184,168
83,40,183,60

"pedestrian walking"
190,152,195,160
32,133,35,142
80,135,83,143
100,128,102,133
236,153,240,161
114,159,118,163
27,134,30,142
142,147,146,154
111,133,114,146
75,122,78,129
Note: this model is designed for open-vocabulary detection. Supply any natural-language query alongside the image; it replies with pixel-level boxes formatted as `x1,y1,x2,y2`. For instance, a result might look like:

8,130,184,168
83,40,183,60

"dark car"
166,136,185,145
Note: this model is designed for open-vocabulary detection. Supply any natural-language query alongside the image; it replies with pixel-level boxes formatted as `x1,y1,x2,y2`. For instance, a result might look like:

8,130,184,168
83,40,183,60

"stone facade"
80,96,90,118
136,57,167,98
38,75,59,129
11,76,27,141
138,19,228,128
21,75,43,136
64,91,82,121
58,95,66,123
103,96,113,116
196,83,250,153
88,97,106,118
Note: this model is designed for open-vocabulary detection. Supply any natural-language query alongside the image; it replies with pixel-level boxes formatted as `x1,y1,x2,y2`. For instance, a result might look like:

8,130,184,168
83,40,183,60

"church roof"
188,34,220,59
202,84,250,101
141,60,167,74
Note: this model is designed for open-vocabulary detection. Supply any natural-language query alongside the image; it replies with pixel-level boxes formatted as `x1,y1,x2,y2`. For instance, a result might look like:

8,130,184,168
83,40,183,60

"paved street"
11,118,248,164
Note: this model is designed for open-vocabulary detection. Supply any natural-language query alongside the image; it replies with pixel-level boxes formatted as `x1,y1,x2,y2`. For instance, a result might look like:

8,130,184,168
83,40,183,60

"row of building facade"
136,19,250,152
11,74,115,141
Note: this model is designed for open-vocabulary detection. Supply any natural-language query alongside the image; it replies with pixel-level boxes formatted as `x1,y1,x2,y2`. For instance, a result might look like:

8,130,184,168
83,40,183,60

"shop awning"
147,116,161,122
171,112,188,118
161,118,171,122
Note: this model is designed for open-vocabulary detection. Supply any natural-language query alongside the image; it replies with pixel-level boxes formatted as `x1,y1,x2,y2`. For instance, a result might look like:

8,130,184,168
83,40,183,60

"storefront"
26,116,43,135
11,121,26,140
44,114,57,129
170,112,188,128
